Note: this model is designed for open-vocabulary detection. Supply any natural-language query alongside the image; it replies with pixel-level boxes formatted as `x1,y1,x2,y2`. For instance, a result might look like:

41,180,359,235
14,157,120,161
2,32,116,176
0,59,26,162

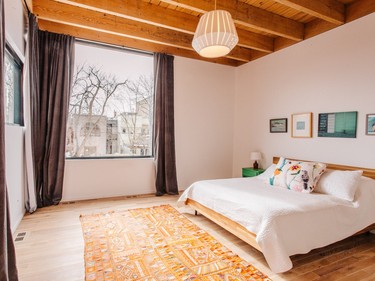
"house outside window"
66,41,154,158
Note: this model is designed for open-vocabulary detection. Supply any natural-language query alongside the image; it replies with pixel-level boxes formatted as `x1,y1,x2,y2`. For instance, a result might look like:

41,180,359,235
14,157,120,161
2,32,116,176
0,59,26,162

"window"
80,122,101,137
66,41,154,158
4,44,23,125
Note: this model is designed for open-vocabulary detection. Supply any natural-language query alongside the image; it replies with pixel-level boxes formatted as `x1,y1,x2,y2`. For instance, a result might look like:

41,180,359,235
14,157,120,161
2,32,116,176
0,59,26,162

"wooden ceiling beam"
346,0,375,22
25,0,33,12
236,29,274,53
273,0,345,25
33,0,191,48
53,0,273,53
38,19,243,66
33,0,252,62
274,37,296,51
250,50,268,61
54,0,198,34
159,0,304,41
304,19,338,39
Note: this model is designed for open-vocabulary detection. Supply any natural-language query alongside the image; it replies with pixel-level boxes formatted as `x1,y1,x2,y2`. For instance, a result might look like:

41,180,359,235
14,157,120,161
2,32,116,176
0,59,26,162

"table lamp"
250,152,261,170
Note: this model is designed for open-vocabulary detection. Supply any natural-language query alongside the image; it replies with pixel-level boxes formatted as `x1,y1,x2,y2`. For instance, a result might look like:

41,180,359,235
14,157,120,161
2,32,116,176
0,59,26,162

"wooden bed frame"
186,156,375,255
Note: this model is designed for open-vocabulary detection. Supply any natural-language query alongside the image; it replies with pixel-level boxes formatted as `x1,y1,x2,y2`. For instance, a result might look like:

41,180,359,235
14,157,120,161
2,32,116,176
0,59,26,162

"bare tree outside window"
66,42,154,158
4,47,22,125
4,55,15,123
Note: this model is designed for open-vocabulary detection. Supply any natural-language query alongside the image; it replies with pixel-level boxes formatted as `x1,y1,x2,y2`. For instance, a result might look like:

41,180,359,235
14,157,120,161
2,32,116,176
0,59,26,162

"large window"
66,41,154,158
4,44,23,125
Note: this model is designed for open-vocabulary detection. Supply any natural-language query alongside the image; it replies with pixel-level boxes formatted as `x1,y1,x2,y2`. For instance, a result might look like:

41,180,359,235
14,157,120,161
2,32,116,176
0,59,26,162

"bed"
177,157,375,273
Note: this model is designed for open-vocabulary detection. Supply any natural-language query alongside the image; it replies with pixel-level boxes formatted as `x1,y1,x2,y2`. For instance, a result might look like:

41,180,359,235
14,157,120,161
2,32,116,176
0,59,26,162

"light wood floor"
14,195,375,281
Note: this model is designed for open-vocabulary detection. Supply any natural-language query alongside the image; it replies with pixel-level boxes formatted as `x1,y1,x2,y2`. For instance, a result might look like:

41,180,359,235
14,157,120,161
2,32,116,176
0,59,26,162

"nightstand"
242,167,265,177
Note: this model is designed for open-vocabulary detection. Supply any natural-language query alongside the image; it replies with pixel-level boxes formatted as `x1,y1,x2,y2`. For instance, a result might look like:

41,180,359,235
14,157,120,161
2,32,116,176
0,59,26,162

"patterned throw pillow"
269,157,326,193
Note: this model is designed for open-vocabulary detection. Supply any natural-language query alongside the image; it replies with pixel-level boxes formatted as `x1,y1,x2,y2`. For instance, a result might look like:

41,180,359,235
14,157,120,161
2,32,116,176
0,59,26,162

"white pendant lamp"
192,2,238,58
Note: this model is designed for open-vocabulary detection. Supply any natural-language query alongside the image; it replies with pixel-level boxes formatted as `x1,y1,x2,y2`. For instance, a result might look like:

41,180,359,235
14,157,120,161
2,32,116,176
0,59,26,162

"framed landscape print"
318,111,357,138
366,114,375,135
270,118,287,133
291,112,312,138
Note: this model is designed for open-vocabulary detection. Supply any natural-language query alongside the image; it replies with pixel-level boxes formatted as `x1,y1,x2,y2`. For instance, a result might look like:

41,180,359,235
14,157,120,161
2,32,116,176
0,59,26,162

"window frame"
4,39,24,126
66,40,155,160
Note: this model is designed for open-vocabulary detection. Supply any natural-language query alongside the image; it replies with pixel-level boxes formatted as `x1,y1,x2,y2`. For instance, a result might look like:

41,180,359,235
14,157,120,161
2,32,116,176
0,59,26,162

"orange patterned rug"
80,205,271,281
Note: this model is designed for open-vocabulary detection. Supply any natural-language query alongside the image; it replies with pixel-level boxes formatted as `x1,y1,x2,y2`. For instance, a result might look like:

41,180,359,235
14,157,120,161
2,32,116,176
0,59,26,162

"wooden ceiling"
29,0,375,67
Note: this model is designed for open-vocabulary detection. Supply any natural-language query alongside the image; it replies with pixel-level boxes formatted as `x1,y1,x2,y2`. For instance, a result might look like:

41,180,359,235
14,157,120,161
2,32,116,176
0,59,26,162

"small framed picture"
270,118,287,133
366,114,375,135
291,112,312,138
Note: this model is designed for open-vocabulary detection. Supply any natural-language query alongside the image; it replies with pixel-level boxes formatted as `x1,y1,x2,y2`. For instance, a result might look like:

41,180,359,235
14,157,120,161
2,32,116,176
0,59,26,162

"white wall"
233,13,375,177
62,56,235,201
5,126,24,233
4,0,25,233
63,158,155,200
4,0,24,54
174,57,235,188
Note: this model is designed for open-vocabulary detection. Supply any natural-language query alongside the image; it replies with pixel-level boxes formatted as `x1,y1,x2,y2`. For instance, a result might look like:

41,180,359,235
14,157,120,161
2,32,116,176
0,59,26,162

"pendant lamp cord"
214,0,217,10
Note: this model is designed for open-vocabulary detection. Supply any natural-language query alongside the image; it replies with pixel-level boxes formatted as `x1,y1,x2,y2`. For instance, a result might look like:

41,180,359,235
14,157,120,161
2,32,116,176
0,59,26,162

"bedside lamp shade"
250,152,261,169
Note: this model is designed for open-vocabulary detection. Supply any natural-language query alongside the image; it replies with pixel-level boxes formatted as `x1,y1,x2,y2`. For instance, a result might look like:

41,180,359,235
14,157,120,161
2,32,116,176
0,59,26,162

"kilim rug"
80,205,271,281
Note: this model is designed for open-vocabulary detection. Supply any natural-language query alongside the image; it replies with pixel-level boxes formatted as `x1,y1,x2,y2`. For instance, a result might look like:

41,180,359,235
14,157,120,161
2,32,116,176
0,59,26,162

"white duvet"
177,175,375,273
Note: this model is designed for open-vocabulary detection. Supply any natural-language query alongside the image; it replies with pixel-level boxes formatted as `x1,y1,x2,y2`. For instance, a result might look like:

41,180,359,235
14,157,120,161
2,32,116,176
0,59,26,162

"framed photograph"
291,112,312,138
318,111,357,138
270,118,287,133
366,114,375,135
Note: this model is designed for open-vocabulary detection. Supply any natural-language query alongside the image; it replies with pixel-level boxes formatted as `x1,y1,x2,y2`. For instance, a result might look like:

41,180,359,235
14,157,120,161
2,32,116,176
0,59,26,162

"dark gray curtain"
29,15,75,207
153,53,178,196
0,0,19,279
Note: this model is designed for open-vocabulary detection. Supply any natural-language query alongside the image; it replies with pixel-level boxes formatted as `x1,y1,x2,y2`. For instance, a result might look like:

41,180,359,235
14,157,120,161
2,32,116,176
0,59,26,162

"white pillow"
314,169,363,201
256,164,277,180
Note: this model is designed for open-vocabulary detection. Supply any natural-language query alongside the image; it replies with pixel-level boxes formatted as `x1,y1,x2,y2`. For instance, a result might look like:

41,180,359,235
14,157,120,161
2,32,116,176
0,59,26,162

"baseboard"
61,191,183,205
61,192,155,204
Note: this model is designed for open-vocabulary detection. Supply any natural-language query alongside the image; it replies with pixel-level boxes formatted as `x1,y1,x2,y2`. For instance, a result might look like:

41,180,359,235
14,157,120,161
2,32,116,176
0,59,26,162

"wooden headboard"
273,157,375,180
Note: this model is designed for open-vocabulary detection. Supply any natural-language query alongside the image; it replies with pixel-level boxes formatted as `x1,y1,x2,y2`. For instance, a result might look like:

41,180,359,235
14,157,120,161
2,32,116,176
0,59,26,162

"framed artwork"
270,118,287,133
291,112,312,138
318,111,357,138
366,114,375,135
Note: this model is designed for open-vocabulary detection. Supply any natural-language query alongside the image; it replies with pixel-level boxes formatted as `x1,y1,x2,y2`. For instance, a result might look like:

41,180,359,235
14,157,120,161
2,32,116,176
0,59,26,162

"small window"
80,122,101,137
4,44,23,125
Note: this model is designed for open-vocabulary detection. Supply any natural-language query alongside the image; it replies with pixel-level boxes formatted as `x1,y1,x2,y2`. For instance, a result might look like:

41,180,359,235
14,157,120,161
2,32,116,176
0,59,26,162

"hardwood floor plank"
312,256,375,281
14,195,375,281
326,270,369,281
